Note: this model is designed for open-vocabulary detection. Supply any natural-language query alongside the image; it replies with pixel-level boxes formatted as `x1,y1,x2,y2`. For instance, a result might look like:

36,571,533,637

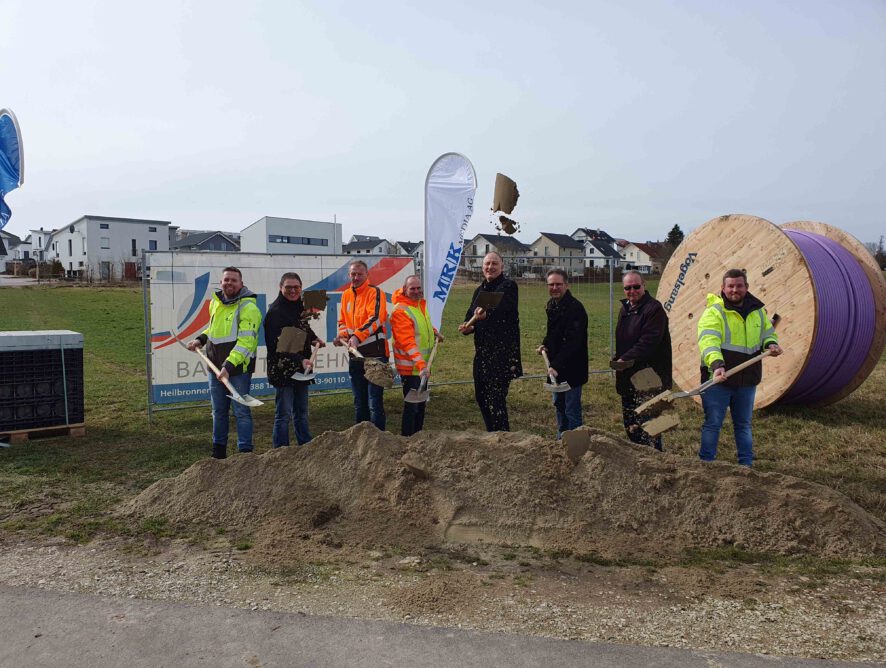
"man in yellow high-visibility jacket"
187,266,261,459
391,275,443,436
697,268,782,466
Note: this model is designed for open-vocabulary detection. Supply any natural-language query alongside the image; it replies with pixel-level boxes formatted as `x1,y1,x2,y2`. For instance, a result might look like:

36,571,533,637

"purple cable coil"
780,230,875,404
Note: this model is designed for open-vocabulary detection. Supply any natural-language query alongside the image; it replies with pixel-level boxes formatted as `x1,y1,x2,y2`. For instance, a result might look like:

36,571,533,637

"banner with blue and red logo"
0,108,25,255
147,252,414,405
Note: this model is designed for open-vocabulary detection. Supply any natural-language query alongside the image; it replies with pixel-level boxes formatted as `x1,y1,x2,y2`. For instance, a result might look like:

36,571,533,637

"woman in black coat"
264,273,321,446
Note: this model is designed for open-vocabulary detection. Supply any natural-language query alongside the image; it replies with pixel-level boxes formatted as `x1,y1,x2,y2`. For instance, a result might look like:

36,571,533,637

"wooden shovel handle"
194,347,240,397
348,345,364,359
721,348,773,380
539,349,557,385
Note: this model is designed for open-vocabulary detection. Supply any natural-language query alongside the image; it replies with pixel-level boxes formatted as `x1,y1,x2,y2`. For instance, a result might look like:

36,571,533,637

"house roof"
471,234,531,253
397,241,421,254
536,232,584,250
632,242,666,259
0,230,22,245
344,239,387,252
587,239,622,258
572,227,615,243
75,215,172,226
170,231,240,250
351,234,381,242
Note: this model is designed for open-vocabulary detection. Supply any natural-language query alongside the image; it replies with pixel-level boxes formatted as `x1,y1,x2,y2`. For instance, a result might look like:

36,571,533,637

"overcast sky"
2,0,885,246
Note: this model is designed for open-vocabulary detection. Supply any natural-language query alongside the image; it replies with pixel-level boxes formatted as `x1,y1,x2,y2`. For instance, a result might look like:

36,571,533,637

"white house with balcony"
240,217,342,255
48,215,171,279
529,232,585,276
343,236,395,255
570,227,622,268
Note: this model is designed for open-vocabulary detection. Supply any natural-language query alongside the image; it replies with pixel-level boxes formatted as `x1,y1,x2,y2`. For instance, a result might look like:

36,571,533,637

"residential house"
570,227,622,269
48,215,171,279
170,231,240,253
393,240,424,270
464,233,532,277
343,236,395,255
240,217,342,255
0,230,22,272
623,242,667,274
529,232,585,276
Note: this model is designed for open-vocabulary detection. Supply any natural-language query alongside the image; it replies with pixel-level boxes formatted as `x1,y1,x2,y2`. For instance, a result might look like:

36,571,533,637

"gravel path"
0,536,883,663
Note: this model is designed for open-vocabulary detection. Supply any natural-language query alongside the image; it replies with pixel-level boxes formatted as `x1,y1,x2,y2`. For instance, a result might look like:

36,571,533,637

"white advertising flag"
424,153,477,329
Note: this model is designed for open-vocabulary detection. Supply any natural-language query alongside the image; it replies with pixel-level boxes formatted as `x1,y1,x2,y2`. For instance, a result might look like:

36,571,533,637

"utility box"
0,330,85,434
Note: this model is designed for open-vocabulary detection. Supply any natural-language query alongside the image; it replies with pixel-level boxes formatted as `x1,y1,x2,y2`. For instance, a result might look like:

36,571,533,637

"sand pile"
120,424,886,561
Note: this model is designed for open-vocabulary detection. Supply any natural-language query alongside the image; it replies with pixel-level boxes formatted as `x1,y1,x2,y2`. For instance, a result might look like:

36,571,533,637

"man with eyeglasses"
613,270,672,451
697,268,782,467
536,268,588,438
264,272,324,447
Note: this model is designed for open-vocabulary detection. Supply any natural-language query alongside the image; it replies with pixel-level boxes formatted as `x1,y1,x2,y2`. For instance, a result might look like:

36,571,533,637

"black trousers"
400,375,427,436
621,392,663,451
474,375,511,432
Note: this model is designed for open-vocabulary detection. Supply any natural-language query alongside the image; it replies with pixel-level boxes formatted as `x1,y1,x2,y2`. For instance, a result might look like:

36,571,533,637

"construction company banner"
423,152,477,329
147,252,414,405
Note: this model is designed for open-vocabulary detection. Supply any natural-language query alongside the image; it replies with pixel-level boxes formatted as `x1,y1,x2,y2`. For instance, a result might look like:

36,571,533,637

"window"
100,223,109,229
148,240,157,251
100,237,110,249
148,226,157,232
268,235,329,246
131,239,137,257
68,240,72,256
82,237,86,254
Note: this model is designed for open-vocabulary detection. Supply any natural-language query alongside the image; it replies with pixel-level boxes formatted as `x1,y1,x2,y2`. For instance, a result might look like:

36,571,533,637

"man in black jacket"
536,269,588,438
458,252,523,431
614,271,672,451
264,272,323,447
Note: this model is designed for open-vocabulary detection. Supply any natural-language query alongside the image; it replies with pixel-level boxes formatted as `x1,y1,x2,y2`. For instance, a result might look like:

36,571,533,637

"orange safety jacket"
337,280,389,358
390,288,436,376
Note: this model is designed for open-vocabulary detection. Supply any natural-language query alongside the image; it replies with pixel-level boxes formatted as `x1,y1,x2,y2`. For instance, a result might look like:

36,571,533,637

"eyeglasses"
623,284,642,291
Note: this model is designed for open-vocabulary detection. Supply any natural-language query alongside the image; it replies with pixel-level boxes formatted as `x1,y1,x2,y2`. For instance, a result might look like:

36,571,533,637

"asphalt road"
0,585,871,667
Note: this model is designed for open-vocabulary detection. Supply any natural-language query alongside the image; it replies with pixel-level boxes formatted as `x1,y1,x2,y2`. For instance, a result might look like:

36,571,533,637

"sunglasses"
623,284,643,291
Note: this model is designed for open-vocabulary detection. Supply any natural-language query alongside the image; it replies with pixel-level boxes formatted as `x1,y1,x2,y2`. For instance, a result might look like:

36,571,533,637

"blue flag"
0,108,25,236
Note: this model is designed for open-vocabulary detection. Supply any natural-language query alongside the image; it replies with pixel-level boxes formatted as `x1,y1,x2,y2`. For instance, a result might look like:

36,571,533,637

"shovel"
194,347,264,408
292,341,321,382
459,291,504,331
539,349,571,393
635,349,773,415
404,341,438,404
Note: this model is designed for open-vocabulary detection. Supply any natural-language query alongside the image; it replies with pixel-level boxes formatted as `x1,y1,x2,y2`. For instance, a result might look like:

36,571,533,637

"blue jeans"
700,383,756,467
552,384,583,438
209,373,253,457
400,375,427,436
349,359,385,430
273,384,312,447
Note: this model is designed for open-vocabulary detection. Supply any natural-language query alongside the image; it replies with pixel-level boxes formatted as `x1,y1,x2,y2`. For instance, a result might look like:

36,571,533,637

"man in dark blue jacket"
536,269,588,438
614,271,672,451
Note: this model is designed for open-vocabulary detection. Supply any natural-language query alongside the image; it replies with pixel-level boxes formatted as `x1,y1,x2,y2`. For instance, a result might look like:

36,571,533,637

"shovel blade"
543,381,571,393
292,372,315,382
227,393,264,408
403,389,429,404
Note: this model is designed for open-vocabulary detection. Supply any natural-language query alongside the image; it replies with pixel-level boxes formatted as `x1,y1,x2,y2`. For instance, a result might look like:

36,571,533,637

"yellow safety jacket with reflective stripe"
697,292,777,385
390,288,435,376
201,288,261,375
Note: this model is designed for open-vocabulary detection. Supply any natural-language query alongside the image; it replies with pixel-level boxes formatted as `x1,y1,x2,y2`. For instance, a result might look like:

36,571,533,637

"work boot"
212,443,227,459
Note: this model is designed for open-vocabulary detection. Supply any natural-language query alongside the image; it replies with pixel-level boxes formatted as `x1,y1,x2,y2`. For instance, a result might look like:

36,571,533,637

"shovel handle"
721,349,773,380
539,349,558,385
348,345,364,359
417,341,439,392
194,347,243,399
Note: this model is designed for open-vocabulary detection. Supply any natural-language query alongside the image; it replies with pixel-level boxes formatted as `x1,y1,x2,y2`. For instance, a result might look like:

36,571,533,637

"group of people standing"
188,255,781,468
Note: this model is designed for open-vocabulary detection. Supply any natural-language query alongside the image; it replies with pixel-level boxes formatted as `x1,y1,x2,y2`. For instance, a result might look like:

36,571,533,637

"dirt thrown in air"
120,424,886,563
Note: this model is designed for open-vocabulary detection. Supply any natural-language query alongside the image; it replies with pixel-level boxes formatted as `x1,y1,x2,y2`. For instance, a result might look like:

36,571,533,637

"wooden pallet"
0,423,86,444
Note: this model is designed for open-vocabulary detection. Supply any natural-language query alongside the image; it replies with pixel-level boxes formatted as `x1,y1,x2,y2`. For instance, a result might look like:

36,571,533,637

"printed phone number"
313,375,350,386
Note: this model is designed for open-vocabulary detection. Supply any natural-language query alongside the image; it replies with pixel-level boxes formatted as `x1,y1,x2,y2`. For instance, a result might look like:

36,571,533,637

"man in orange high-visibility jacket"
390,275,444,436
334,260,389,430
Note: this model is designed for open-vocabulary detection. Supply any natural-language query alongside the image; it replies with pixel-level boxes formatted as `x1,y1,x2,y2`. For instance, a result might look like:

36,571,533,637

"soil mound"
120,424,886,561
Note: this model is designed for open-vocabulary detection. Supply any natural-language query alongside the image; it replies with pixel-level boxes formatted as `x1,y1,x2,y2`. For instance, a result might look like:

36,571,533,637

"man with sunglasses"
697,268,782,467
613,270,672,450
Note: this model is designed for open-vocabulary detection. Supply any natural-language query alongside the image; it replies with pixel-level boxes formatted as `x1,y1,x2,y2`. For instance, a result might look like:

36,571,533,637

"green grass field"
1,283,884,546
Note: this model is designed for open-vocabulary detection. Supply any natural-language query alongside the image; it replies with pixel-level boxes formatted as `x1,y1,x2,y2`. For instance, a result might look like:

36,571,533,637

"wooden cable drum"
656,214,886,409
